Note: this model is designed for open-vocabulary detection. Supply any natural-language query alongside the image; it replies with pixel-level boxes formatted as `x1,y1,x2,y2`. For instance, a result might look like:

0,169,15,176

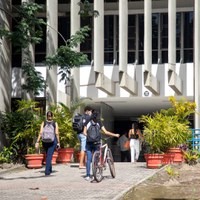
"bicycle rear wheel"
107,148,116,178
92,151,103,182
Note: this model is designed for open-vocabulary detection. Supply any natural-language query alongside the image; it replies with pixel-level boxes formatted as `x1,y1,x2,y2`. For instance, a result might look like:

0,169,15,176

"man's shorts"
77,133,87,151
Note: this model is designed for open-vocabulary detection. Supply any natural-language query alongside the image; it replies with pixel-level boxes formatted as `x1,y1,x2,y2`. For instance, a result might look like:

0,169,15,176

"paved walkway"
0,162,160,200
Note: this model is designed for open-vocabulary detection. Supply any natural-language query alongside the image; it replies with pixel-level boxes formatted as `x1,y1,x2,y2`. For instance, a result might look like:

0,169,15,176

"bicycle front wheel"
92,150,103,182
107,148,116,178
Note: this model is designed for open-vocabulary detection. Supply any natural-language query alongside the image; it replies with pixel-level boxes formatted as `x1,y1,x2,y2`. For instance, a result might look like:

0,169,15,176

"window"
184,12,193,63
80,17,93,63
138,15,144,64
128,15,136,63
58,16,70,47
105,15,114,64
35,18,46,64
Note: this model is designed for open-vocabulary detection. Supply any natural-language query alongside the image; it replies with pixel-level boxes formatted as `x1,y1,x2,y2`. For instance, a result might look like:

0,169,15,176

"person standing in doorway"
35,111,60,175
128,122,143,163
117,132,131,162
77,106,93,169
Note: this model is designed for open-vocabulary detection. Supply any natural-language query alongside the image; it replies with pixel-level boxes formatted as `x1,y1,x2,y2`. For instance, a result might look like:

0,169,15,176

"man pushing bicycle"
83,110,120,182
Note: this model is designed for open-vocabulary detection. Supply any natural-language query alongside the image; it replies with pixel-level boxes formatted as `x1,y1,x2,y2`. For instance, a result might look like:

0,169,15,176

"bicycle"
92,138,116,182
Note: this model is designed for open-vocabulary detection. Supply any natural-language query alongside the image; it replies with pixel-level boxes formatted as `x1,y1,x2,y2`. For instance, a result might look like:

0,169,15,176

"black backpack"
72,114,85,133
87,121,101,143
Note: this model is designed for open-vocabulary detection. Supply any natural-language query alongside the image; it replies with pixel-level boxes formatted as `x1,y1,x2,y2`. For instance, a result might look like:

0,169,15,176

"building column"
94,0,104,74
194,0,200,128
21,0,35,99
46,0,58,106
70,0,80,102
168,0,182,94
144,0,152,72
0,0,11,112
94,0,114,95
119,0,137,95
144,0,159,95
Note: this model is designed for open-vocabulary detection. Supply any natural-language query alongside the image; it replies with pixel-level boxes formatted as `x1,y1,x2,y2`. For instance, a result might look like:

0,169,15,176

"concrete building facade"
0,0,199,133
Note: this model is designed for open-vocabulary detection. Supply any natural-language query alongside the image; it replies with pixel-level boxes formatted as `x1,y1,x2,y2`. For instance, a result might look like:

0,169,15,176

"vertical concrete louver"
21,0,35,99
46,0,58,107
70,0,80,102
194,0,200,128
119,0,137,95
144,0,159,95
0,0,11,112
168,0,182,95
94,0,115,95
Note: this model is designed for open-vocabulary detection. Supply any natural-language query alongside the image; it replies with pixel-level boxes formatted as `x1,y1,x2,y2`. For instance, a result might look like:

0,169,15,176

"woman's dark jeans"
42,138,57,175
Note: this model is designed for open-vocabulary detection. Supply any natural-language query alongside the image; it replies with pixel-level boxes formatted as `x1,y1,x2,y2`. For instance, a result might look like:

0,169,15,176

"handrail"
189,129,200,150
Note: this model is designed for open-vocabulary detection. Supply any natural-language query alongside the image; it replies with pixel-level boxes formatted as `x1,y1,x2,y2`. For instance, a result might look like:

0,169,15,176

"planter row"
144,148,184,169
25,148,75,169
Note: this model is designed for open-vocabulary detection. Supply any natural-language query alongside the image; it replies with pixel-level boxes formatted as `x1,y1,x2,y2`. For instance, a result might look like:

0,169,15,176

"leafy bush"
140,97,196,153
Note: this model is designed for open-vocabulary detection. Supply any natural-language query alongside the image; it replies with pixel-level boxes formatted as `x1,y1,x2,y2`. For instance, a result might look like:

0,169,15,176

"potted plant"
49,103,78,163
25,146,44,169
11,100,45,168
140,96,196,167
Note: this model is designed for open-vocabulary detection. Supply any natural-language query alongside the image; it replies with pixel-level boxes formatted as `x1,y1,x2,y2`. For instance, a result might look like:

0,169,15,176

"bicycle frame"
99,139,108,167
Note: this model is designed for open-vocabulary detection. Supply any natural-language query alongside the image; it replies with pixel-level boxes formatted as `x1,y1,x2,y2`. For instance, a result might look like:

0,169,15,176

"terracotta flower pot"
162,153,175,165
144,153,164,169
43,151,58,165
167,148,184,164
57,148,74,163
25,154,44,169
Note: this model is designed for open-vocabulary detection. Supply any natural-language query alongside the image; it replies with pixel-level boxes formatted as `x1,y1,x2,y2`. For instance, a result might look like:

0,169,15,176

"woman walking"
128,122,143,163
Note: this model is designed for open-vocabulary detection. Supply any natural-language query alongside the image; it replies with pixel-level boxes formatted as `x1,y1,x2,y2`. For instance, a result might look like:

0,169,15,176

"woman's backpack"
42,121,56,143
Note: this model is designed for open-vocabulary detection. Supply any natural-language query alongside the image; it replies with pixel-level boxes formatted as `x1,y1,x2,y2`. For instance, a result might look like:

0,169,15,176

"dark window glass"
11,98,22,112
138,15,144,51
162,51,168,64
128,52,135,63
184,12,193,49
105,0,118,2
139,51,144,64
161,38,168,49
58,16,70,47
12,0,21,5
80,0,93,3
12,51,22,68
161,13,168,49
104,15,114,64
12,17,21,68
35,18,46,64
34,97,46,115
58,0,70,3
176,50,180,63
104,53,114,64
184,50,193,63
176,13,181,48
128,15,136,50
80,17,92,62
152,51,158,64
35,0,46,4
128,39,136,49
152,14,158,50
117,52,119,64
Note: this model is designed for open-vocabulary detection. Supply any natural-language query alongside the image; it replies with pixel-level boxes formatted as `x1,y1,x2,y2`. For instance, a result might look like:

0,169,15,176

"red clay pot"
25,154,44,169
144,153,164,169
57,148,74,163
167,148,184,164
162,153,175,165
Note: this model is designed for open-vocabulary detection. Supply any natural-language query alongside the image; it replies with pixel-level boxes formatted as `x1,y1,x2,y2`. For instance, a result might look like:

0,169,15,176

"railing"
189,129,200,151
